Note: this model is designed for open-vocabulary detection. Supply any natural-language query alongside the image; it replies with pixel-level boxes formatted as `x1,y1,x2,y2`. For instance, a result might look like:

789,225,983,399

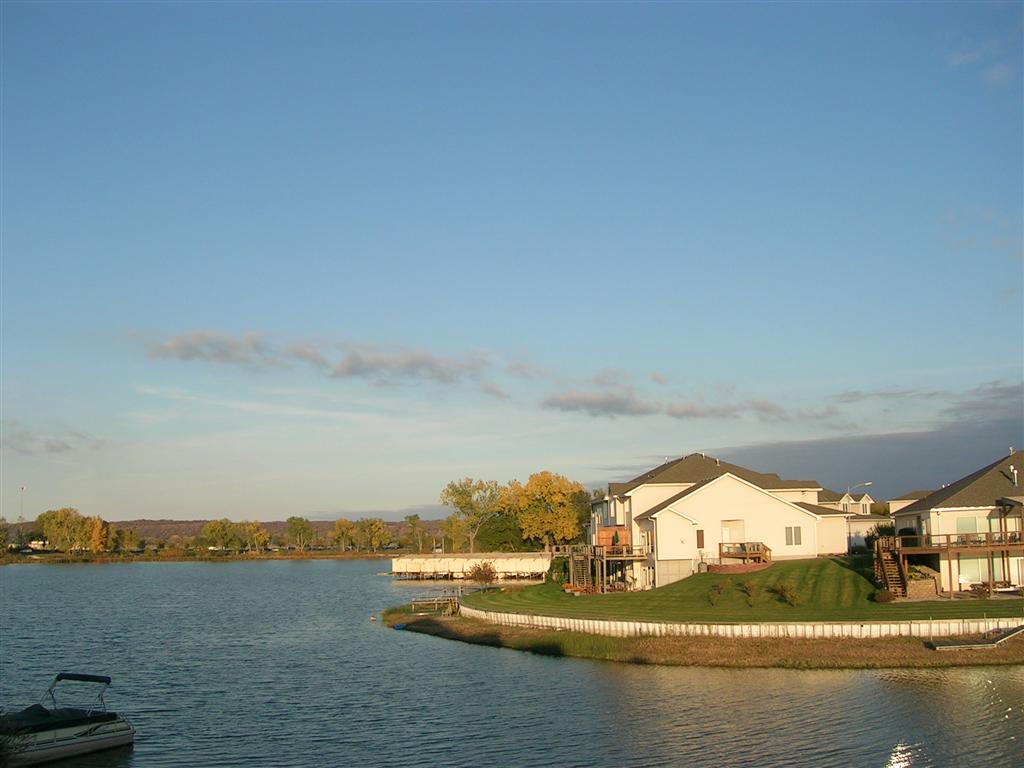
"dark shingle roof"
897,452,1024,515
819,489,843,502
610,453,819,495
794,502,850,517
889,490,934,502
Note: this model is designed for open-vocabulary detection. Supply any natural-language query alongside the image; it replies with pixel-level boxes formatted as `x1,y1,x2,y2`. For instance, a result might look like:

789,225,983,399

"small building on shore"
391,552,551,580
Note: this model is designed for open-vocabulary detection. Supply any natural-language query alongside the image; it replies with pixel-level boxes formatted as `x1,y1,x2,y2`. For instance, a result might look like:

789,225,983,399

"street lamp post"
847,481,873,495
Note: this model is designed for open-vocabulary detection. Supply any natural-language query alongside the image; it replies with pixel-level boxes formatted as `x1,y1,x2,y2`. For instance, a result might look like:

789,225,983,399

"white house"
588,454,851,589
888,451,1024,593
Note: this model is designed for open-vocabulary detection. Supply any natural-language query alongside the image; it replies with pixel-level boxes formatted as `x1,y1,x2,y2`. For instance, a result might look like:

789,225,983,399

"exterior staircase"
879,550,907,597
571,555,591,590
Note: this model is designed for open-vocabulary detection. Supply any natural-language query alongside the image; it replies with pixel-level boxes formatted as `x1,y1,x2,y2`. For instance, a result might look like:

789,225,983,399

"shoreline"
383,609,1024,669
1,551,390,565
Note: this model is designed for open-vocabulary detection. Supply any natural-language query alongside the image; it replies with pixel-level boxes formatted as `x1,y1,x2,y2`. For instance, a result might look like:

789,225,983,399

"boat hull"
7,718,134,766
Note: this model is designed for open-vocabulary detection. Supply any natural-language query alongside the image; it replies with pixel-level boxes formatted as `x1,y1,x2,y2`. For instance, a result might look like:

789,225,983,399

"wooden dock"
930,624,1024,651
391,552,551,580
409,596,460,615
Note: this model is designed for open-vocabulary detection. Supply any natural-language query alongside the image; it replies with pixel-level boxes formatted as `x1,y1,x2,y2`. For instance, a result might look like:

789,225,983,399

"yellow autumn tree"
505,471,588,550
86,516,109,553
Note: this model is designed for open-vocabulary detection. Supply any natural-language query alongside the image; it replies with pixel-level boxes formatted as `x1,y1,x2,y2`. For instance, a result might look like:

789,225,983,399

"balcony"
719,542,772,564
879,532,1024,553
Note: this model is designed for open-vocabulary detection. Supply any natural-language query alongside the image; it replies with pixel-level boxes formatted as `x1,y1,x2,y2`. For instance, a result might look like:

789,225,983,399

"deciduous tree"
439,478,503,553
403,514,426,553
505,472,588,549
86,516,110,553
37,508,88,552
440,513,468,553
201,518,238,550
332,519,355,551
239,521,271,553
286,516,314,551
116,527,140,552
354,518,390,552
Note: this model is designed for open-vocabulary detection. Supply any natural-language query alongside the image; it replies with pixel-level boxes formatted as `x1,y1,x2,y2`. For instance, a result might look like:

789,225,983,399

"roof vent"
716,458,721,466
1011,465,1019,487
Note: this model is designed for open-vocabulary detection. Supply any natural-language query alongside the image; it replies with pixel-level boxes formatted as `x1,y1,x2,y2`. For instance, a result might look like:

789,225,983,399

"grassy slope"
462,557,1024,622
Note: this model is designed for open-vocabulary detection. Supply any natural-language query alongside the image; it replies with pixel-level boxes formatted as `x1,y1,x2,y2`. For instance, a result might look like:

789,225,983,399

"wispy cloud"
543,391,800,423
541,390,661,418
834,388,945,404
148,331,277,369
665,399,789,422
941,380,1024,422
325,344,490,386
147,331,494,390
505,360,550,380
135,386,376,423
650,372,670,385
1,420,105,455
833,381,1023,424
946,32,1020,89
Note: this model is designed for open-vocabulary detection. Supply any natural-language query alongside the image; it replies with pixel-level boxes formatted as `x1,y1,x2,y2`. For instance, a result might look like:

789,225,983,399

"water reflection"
1,561,1021,768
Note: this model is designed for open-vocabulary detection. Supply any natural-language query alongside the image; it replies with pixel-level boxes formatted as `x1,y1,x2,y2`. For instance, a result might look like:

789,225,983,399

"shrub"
468,561,497,585
707,579,729,606
873,589,896,603
548,557,567,584
770,582,802,606
739,580,758,607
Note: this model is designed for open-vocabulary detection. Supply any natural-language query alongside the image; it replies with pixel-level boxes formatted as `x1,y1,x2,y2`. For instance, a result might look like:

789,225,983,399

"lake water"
1,560,1021,767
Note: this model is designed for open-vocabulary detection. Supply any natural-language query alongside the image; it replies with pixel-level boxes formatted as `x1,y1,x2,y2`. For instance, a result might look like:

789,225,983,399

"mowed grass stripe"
462,558,1024,623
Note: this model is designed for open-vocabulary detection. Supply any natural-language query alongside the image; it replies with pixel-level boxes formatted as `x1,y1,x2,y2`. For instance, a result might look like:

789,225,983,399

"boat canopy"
55,673,111,685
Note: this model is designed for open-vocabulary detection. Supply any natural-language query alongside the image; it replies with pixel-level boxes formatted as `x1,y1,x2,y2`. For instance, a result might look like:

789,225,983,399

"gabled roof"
897,452,1024,515
794,502,850,517
633,473,824,523
889,490,933,502
611,453,820,495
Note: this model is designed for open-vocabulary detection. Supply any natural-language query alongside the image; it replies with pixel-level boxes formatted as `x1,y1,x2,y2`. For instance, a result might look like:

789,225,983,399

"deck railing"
551,544,650,558
719,542,772,561
882,532,1023,550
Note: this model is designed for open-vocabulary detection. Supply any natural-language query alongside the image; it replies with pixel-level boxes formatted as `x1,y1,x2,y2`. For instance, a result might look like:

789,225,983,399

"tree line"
0,510,397,554
1,468,592,556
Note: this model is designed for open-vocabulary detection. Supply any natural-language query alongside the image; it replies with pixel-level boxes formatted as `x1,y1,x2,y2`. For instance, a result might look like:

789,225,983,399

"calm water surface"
1,560,1021,767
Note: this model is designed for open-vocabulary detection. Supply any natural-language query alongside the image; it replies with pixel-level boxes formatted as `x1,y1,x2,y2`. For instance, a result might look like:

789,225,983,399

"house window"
785,526,802,546
842,502,849,513
696,529,704,549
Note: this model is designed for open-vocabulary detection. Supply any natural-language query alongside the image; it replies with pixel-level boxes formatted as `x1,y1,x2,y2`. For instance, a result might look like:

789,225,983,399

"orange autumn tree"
505,471,589,550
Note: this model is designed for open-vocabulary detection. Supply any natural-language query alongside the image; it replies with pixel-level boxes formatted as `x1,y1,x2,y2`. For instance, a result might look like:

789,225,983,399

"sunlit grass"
461,557,1024,622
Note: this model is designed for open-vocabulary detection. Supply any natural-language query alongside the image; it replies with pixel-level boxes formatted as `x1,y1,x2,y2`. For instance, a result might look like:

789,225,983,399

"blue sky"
2,1,1021,522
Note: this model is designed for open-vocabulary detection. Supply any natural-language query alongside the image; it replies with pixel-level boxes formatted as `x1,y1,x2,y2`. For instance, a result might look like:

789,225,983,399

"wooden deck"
881,532,1024,555
930,625,1024,651
719,542,772,564
876,534,1024,599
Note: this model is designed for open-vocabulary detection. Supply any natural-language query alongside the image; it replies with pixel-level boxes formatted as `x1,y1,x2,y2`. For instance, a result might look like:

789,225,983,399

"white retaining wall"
459,605,1021,639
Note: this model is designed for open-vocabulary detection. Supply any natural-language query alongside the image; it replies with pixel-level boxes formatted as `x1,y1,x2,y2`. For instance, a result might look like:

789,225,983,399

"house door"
721,520,745,544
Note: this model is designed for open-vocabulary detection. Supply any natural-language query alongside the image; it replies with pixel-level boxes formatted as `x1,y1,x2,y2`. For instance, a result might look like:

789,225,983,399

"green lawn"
461,557,1024,622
